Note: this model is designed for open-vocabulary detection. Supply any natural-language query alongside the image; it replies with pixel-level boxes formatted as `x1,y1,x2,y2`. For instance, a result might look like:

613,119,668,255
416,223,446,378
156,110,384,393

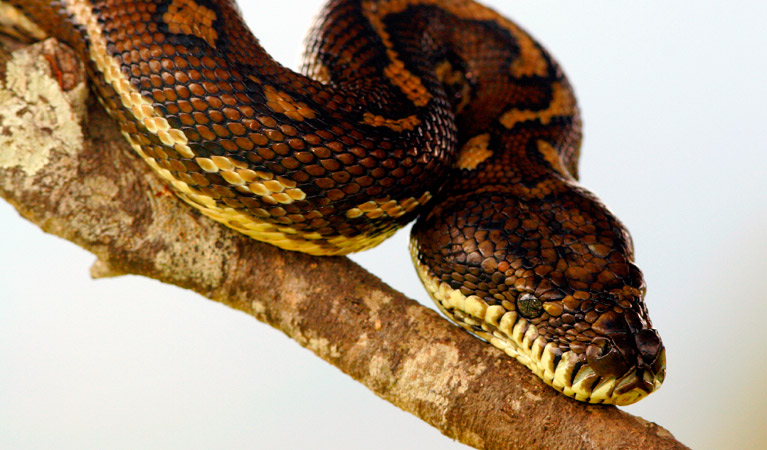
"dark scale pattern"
10,0,664,403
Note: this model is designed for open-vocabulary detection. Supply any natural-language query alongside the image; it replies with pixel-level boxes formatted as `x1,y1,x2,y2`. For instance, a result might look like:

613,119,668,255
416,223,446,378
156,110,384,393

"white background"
2,1,766,449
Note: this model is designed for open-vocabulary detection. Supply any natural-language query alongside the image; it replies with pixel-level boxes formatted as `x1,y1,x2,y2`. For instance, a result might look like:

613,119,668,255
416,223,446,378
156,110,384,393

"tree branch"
0,38,688,450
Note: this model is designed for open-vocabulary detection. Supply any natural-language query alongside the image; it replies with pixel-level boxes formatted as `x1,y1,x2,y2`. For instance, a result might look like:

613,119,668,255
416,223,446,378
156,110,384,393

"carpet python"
3,0,665,405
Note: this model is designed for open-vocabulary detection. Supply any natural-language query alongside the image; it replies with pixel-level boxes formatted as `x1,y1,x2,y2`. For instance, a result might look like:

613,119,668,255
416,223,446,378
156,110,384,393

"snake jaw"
608,348,666,404
583,328,666,404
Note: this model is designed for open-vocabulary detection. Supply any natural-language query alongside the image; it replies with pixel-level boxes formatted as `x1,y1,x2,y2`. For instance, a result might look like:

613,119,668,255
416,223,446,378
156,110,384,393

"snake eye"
517,293,543,319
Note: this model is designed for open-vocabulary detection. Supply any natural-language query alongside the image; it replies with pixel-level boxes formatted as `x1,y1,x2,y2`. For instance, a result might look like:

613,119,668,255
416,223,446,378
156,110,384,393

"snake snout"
585,316,666,402
586,335,633,378
625,309,665,371
635,328,665,373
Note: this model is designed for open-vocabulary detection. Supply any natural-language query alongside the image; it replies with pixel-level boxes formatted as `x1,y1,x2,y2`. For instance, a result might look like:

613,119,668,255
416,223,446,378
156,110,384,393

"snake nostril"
635,328,663,365
586,336,632,378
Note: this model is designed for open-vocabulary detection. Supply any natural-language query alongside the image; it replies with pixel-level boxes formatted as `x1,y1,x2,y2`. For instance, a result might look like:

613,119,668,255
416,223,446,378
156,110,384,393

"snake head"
411,181,665,405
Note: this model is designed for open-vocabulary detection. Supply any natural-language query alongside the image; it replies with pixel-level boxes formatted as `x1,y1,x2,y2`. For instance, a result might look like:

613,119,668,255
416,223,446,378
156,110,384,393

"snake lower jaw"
610,360,666,404
448,306,664,405
449,304,664,405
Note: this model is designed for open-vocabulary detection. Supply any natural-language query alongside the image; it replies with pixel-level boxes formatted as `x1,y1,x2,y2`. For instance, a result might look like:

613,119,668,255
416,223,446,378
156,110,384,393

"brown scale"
8,0,664,403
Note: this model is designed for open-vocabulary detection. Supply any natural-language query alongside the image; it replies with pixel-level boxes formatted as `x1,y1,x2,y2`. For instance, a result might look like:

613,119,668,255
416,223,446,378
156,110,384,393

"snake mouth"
411,247,665,406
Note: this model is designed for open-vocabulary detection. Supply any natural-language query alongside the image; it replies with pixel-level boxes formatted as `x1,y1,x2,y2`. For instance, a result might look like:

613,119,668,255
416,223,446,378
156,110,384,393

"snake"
3,0,665,405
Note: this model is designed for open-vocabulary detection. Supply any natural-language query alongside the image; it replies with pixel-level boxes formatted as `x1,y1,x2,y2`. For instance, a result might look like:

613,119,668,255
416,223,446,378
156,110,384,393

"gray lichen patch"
0,39,87,176
362,289,392,329
89,258,128,279
306,336,342,360
367,353,394,385
396,343,486,414
151,222,229,290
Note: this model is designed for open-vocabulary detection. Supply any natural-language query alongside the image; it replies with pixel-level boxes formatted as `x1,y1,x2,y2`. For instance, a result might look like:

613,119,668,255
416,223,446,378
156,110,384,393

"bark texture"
0,38,689,450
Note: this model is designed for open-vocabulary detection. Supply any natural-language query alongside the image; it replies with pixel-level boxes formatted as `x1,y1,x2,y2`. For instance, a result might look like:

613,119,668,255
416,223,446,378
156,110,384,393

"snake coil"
7,0,665,405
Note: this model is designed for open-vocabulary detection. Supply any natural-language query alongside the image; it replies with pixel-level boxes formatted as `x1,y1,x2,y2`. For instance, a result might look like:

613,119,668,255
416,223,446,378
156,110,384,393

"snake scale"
5,0,665,405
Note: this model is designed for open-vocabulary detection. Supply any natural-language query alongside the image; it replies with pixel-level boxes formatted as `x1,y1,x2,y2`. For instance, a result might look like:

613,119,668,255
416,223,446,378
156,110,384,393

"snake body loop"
7,0,665,404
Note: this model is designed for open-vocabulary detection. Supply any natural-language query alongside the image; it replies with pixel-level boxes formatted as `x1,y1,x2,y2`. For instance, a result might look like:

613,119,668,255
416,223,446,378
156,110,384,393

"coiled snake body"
7,0,665,405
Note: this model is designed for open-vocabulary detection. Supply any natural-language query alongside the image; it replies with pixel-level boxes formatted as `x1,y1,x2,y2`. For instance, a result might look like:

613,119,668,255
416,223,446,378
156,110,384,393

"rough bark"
0,38,689,450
